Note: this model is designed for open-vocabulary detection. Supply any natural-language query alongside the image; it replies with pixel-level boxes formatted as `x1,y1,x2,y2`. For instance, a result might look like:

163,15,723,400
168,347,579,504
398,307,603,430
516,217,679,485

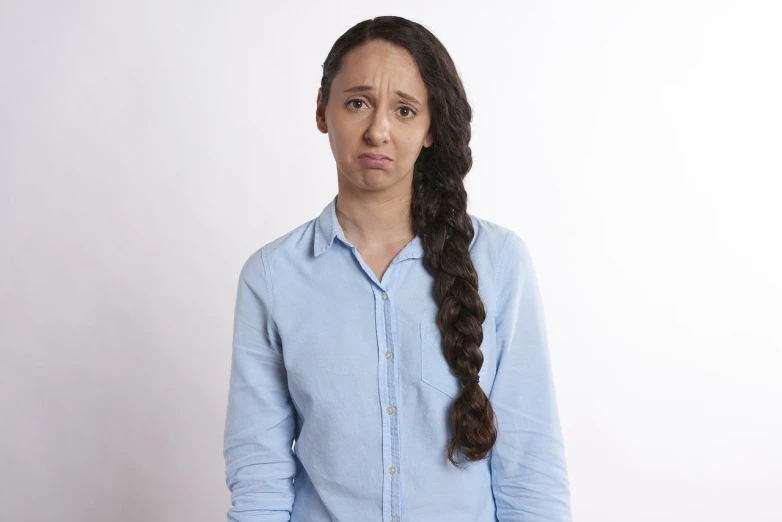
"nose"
364,106,390,145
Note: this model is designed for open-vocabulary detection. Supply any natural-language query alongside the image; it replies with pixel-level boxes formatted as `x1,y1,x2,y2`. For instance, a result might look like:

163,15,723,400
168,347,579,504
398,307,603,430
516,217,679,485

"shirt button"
389,466,397,474
381,292,388,300
386,406,395,415
385,351,393,359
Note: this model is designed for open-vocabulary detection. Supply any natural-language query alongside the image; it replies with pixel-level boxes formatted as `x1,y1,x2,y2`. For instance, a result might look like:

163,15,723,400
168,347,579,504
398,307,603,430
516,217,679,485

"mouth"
359,153,392,160
358,153,393,169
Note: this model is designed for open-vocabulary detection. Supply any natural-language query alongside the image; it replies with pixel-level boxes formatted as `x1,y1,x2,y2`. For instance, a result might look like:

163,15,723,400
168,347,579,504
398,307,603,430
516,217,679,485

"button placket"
378,286,401,521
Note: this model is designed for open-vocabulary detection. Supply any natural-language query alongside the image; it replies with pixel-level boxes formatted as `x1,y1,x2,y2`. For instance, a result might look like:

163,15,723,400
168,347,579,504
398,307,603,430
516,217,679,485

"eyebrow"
343,85,423,108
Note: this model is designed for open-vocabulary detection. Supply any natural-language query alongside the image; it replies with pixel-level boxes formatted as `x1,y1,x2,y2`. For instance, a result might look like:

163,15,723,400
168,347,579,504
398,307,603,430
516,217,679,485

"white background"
1,1,780,521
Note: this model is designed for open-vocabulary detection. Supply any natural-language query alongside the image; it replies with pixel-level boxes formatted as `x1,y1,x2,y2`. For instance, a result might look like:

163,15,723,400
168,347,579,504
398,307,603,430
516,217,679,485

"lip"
358,153,392,169
359,153,392,160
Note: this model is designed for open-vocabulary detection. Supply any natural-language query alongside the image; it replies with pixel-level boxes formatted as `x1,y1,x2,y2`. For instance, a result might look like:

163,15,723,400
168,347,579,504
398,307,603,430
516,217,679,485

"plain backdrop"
1,1,780,521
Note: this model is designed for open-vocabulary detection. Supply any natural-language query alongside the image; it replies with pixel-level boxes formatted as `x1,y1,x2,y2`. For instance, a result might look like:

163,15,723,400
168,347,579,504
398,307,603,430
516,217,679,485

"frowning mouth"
358,153,393,169
359,153,392,160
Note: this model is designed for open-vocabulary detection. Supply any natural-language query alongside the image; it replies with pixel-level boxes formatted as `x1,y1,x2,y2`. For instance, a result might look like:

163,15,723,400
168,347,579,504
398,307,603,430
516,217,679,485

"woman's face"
316,39,433,193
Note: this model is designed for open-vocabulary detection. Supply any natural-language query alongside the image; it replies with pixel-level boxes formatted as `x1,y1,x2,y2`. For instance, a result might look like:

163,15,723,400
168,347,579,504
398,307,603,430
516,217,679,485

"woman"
223,15,572,522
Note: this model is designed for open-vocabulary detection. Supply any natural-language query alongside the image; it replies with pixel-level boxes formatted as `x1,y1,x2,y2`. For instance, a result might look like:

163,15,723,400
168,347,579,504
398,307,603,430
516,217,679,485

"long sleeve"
489,233,573,522
223,249,297,521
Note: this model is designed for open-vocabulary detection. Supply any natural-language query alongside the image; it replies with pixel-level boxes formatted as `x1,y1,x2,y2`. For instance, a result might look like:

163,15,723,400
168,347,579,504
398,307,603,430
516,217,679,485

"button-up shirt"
223,194,572,521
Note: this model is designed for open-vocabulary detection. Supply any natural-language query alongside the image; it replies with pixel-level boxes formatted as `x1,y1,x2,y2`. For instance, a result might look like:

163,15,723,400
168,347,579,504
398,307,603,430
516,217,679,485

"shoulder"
468,213,529,274
469,213,522,245
239,217,316,281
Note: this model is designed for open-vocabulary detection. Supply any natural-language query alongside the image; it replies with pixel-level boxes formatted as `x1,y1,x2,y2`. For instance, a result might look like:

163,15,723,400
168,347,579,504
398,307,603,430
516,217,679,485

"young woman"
223,15,572,522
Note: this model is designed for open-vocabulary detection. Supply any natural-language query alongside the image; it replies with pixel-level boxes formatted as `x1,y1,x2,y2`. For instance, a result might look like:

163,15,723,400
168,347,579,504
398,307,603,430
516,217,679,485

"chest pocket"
419,316,497,399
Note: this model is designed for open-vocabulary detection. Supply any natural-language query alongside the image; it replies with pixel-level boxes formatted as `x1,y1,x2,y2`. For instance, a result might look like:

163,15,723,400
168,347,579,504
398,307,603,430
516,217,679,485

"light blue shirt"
223,194,572,522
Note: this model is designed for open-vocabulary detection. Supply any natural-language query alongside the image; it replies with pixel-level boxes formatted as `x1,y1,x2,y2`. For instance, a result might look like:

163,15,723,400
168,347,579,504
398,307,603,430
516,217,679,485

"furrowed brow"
343,85,422,108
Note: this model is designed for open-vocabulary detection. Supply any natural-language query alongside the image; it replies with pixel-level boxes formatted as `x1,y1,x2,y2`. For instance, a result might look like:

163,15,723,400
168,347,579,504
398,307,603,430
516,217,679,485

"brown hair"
318,16,496,468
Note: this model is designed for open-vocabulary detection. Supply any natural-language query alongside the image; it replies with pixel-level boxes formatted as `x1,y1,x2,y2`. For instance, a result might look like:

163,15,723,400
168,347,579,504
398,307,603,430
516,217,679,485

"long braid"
412,109,497,467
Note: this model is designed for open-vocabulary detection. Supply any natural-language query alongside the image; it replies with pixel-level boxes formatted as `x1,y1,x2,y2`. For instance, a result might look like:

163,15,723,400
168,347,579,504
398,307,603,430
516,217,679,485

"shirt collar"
313,194,425,260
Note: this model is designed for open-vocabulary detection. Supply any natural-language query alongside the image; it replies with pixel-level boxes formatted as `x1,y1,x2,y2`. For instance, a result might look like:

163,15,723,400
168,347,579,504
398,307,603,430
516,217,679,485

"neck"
334,183,415,248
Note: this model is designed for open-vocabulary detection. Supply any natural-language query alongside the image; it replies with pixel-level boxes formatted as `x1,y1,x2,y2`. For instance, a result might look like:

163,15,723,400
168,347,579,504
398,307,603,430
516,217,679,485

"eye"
345,99,417,120
398,106,416,119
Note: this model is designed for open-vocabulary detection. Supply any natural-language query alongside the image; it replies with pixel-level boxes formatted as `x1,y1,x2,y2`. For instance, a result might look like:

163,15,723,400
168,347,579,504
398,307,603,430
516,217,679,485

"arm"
489,233,573,522
223,249,296,521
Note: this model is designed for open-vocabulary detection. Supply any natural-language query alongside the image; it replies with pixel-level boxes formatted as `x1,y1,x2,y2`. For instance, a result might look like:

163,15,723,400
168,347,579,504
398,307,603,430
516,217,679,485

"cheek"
326,131,340,160
400,133,426,156
325,122,349,155
328,120,356,149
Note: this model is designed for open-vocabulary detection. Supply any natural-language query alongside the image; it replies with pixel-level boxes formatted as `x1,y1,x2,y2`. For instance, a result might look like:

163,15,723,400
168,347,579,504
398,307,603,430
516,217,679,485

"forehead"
334,40,427,97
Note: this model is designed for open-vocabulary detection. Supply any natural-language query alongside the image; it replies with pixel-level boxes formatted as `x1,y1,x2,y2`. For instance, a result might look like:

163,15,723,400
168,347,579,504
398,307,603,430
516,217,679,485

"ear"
423,130,433,148
316,88,328,134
